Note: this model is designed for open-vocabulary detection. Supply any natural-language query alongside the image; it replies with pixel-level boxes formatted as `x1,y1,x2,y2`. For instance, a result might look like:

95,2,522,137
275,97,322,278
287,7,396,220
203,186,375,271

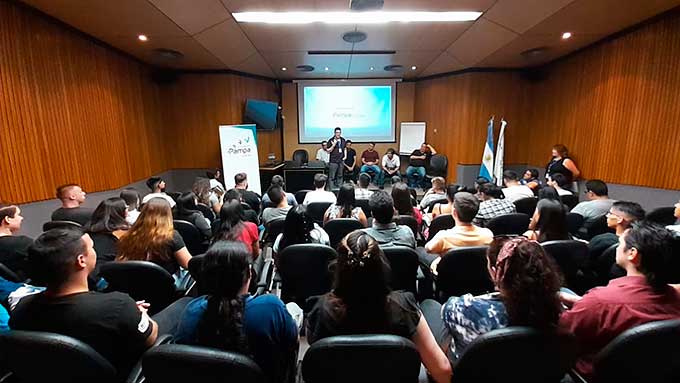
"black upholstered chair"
486,213,530,236
277,244,336,308
262,217,286,245
646,206,677,226
99,261,177,314
426,154,448,179
324,218,364,249
567,212,585,237
306,202,333,224
195,203,216,223
302,335,421,383
561,194,579,210
394,214,419,240
382,246,419,294
143,344,266,383
541,240,592,294
584,215,614,240
355,198,371,217
174,220,209,255
454,327,577,383
593,243,618,286
589,319,680,383
421,196,448,214
42,220,82,231
427,214,455,242
435,246,493,300
294,190,311,205
514,197,538,216
0,330,119,383
292,149,309,166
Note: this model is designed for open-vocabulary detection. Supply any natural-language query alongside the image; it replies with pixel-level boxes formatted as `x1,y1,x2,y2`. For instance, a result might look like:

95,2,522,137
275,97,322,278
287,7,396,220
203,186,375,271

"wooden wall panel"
0,1,164,204
523,9,680,189
160,74,280,168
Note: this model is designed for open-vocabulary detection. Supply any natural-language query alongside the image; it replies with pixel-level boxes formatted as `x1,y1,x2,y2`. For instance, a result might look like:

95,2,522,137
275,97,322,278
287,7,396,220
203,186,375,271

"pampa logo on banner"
219,124,261,194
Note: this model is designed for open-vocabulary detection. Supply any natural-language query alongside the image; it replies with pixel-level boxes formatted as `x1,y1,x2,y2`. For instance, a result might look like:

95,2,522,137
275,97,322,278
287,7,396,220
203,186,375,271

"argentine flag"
479,118,494,182
494,119,507,186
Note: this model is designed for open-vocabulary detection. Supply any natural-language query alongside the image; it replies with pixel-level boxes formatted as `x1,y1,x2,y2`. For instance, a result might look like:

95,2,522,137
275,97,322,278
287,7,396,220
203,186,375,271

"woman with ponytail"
174,241,298,382
307,230,452,383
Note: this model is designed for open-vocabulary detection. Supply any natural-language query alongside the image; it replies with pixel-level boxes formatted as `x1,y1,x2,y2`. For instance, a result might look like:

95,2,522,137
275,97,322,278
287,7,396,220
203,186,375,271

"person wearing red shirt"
359,143,383,188
559,222,680,380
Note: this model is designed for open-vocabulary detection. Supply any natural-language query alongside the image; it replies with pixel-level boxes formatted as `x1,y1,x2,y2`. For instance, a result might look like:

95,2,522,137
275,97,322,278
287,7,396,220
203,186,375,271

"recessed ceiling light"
138,34,148,42
411,65,417,70
232,11,482,24
561,32,572,40
324,67,329,71
281,67,287,71
370,66,374,71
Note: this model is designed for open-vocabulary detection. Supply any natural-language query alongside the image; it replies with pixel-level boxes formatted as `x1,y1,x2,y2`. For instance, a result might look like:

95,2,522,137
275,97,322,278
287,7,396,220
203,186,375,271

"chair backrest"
454,327,576,383
594,319,680,383
277,244,336,307
195,203,216,223
324,218,364,249
541,240,589,292
427,154,448,177
355,198,371,217
422,196,447,213
294,190,311,205
0,261,23,282
561,194,579,210
486,213,530,236
427,214,455,241
592,243,618,285
0,330,117,383
143,344,266,383
436,246,493,298
585,215,614,239
646,206,677,226
263,217,287,244
42,220,82,231
174,220,208,255
513,197,538,216
302,335,421,383
394,215,419,239
99,261,176,314
306,202,333,224
566,212,584,236
382,246,419,294
292,149,309,165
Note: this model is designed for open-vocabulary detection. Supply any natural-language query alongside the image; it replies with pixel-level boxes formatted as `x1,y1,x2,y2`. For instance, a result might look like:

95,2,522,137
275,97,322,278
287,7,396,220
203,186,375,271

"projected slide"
298,82,395,143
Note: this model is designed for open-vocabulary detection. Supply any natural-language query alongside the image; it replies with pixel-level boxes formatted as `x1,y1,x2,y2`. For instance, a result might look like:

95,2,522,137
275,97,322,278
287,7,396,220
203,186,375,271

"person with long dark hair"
273,205,329,255
392,182,422,226
173,192,212,238
323,183,367,227
174,241,298,382
213,200,259,260
89,197,131,266
422,237,563,363
119,188,141,225
307,231,451,383
524,200,570,242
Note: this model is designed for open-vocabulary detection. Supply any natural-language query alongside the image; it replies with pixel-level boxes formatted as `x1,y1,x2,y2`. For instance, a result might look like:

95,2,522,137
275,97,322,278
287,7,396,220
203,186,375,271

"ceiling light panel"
232,11,482,24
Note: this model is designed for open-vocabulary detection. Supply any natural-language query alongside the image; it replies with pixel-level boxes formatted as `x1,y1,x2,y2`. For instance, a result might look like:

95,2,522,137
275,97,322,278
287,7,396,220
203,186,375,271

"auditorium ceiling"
21,0,680,79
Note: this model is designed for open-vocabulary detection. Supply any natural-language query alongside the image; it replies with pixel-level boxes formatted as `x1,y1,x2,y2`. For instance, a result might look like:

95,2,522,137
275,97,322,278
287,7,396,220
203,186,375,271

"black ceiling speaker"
342,31,367,43
520,46,548,59
152,48,184,61
350,0,384,11
384,64,404,72
296,65,315,72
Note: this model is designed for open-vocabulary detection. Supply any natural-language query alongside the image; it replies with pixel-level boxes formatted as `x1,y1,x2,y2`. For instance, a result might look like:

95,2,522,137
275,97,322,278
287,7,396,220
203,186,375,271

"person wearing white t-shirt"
547,173,574,197
501,170,535,202
316,141,330,164
382,148,401,186
302,174,337,205
142,177,176,208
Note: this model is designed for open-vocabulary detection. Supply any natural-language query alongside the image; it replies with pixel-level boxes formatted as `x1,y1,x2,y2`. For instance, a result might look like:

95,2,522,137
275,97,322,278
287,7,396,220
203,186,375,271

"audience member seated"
173,192,212,238
546,144,581,185
261,175,297,207
0,204,32,280
117,198,192,275
523,200,570,242
392,182,422,227
307,231,452,383
431,185,461,219
354,173,373,200
547,173,573,196
473,183,516,227
174,241,298,382
422,237,562,363
406,143,437,189
10,228,159,375
234,173,261,212
360,143,384,188
323,183,368,227
361,191,415,248
589,201,645,262
559,222,680,380
343,140,358,182
213,201,259,261
419,177,447,211
501,170,535,202
382,148,401,182
120,188,141,225
302,174,337,205
272,205,330,255
193,177,223,215
142,177,176,207
667,198,680,235
423,192,494,271
520,168,541,192
224,189,259,225
571,179,615,226
315,141,330,164
51,183,94,225
262,186,293,225
88,197,130,265
206,169,225,191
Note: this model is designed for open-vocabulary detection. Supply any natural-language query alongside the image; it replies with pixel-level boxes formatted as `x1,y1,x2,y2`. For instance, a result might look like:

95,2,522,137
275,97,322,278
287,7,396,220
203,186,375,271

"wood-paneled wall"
523,9,680,190
0,1,165,204
160,74,280,168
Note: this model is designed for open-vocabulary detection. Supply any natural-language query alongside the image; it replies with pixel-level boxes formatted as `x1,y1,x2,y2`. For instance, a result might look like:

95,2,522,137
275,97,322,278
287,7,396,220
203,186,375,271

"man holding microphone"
326,127,347,189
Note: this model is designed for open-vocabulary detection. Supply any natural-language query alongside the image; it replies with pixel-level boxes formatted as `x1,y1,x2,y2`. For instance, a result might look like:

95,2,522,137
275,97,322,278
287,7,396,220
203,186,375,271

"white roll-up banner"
219,124,261,195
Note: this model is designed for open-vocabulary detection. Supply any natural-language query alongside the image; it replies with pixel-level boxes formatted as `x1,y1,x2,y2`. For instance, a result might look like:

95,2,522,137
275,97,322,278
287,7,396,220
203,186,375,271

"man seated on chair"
261,175,297,208
559,222,680,380
571,179,615,227
9,228,159,375
361,191,415,248
382,148,401,184
354,173,373,200
315,141,330,164
343,140,358,182
302,174,337,205
142,177,176,208
51,184,94,226
360,143,384,188
262,186,292,225
588,201,645,264
407,143,436,189
501,170,534,203
234,172,262,212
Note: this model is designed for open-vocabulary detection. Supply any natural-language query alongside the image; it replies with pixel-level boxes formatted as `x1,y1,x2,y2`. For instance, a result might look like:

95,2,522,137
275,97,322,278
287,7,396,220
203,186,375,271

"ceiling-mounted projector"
350,0,385,11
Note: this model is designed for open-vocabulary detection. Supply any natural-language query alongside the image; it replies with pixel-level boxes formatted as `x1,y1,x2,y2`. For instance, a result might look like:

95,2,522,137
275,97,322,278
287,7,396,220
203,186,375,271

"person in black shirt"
343,140,358,182
234,172,261,212
173,192,212,238
545,144,580,184
0,204,33,280
51,183,94,226
327,127,347,189
406,143,437,189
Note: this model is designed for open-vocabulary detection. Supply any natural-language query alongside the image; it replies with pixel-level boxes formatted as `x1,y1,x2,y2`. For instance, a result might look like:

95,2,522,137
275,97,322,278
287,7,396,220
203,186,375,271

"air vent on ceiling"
342,31,367,43
296,65,315,72
520,46,548,59
152,48,184,61
350,0,384,11
384,64,404,72
308,50,395,55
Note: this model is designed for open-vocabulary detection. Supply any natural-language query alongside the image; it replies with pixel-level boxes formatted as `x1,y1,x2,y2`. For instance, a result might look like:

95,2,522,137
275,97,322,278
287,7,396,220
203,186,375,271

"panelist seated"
315,141,330,164
360,143,384,188
381,148,401,182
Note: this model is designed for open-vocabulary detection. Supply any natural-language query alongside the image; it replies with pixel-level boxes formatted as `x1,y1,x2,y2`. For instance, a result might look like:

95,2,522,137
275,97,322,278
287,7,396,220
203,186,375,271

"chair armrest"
125,334,174,383
255,258,274,296
568,368,588,383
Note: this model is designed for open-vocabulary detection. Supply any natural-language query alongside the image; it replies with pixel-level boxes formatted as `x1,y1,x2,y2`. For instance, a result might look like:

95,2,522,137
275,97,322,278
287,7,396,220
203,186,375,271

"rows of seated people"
1,167,680,383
